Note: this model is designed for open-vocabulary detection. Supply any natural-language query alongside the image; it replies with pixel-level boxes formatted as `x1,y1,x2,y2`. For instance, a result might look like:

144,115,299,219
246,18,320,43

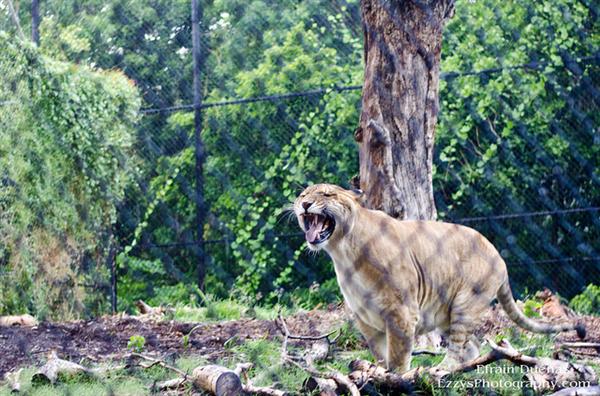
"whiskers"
304,244,321,257
276,204,298,226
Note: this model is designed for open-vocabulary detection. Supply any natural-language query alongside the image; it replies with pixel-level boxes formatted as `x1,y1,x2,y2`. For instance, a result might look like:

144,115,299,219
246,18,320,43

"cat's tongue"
306,215,325,243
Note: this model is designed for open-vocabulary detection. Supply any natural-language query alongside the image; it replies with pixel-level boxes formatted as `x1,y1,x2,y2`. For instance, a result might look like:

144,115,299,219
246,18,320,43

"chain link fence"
0,0,598,319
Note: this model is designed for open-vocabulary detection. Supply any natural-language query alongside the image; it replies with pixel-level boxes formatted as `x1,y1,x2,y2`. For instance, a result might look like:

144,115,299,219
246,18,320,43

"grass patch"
224,338,307,391
0,366,149,396
171,299,248,322
169,299,298,323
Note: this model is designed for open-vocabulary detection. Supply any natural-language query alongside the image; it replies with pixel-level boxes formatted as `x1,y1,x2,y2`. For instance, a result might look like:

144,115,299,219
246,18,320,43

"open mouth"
301,212,336,245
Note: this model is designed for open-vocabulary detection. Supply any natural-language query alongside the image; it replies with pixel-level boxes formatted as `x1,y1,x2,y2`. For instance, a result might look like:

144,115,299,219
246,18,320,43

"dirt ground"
1,305,598,378
0,306,347,377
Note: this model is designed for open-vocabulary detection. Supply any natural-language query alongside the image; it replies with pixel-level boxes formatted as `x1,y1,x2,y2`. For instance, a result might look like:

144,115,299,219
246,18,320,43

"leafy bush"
0,34,140,319
522,298,543,318
127,335,146,353
570,284,600,316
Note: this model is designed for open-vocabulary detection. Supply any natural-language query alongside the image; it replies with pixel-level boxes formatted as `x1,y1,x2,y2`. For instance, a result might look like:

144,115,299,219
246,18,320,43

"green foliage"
3,0,598,314
127,335,146,353
522,299,543,318
335,321,366,351
570,284,600,316
153,11,362,302
0,33,140,319
288,278,343,310
130,0,597,302
434,0,598,296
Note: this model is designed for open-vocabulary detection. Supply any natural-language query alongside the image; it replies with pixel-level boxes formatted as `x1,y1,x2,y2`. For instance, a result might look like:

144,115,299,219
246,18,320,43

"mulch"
0,306,346,377
1,304,598,378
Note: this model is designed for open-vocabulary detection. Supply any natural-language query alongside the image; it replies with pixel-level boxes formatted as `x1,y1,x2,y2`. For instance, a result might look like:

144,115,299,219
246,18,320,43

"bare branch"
128,353,186,377
6,0,26,41
559,342,600,350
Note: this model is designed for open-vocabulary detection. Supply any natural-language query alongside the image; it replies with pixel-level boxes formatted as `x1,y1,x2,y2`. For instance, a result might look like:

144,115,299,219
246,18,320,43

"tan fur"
294,184,583,372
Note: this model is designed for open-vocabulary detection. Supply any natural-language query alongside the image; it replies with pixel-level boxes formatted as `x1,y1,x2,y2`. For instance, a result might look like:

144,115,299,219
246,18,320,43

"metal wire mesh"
0,0,598,320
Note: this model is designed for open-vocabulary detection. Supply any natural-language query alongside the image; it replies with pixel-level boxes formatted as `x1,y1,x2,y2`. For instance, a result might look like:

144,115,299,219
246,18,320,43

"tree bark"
356,0,455,220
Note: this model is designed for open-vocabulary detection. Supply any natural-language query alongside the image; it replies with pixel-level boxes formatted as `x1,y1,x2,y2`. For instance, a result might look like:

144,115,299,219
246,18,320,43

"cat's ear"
349,188,366,206
350,188,363,197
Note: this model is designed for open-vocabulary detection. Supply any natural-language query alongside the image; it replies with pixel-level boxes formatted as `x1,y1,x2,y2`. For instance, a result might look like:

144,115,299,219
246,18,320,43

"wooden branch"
243,382,288,396
157,363,286,396
277,314,358,396
348,359,415,393
277,314,291,363
559,342,600,350
156,377,187,391
6,0,25,41
233,362,253,378
411,349,444,356
128,353,186,377
437,339,597,393
328,369,361,396
275,314,338,341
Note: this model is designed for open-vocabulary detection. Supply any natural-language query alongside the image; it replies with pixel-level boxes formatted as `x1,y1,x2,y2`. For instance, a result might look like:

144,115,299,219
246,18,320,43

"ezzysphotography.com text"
437,365,592,390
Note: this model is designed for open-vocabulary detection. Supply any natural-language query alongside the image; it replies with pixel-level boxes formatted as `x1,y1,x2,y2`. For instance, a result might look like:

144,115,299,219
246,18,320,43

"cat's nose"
302,202,312,211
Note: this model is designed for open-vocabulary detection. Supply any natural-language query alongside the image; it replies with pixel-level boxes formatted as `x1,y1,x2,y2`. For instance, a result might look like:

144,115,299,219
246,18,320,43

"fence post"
106,234,117,314
191,0,206,291
31,0,40,45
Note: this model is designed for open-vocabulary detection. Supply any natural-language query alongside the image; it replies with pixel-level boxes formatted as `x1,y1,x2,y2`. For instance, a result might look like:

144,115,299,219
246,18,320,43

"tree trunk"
356,0,455,220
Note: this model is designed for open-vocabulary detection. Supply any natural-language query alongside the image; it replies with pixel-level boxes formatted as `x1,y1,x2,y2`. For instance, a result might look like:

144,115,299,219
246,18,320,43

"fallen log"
134,300,173,316
31,351,95,385
191,365,243,396
0,314,38,327
154,361,288,396
4,368,22,392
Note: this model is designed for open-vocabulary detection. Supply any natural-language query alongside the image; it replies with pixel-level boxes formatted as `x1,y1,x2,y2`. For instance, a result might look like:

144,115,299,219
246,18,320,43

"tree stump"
192,365,244,396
